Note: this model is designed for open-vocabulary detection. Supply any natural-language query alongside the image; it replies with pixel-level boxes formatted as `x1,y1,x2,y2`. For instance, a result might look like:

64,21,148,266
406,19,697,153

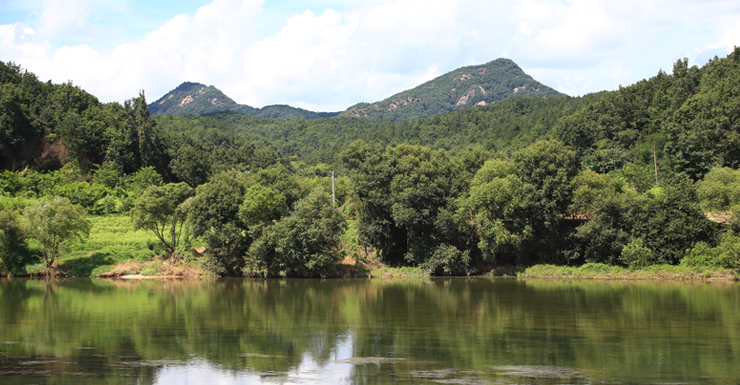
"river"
0,278,738,384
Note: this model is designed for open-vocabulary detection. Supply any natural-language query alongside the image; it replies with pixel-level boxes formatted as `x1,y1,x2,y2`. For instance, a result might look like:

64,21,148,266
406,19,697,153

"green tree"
0,83,40,170
24,196,91,275
131,183,194,259
0,209,36,275
513,139,578,215
567,182,716,266
460,158,530,264
56,106,108,170
512,139,578,262
341,142,467,267
188,171,251,275
695,167,740,212
238,184,288,228
169,142,211,187
246,188,345,277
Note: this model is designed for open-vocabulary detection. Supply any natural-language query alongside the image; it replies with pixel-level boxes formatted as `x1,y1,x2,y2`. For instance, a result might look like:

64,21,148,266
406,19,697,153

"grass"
517,263,738,281
370,266,430,279
58,214,159,276
3,212,211,278
487,267,526,277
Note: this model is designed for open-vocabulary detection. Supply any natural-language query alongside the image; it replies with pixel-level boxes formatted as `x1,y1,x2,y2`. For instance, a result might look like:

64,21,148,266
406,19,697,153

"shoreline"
4,262,737,281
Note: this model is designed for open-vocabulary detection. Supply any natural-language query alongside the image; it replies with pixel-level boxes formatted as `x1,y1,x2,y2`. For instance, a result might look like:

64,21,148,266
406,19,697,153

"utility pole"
332,171,336,209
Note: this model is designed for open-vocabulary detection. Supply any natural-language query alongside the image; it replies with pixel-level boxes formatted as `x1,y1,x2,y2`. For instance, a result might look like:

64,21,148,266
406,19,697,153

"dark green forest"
2,48,740,277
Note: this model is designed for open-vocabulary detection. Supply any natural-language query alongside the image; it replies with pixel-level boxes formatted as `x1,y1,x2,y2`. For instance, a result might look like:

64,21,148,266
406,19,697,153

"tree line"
2,48,740,276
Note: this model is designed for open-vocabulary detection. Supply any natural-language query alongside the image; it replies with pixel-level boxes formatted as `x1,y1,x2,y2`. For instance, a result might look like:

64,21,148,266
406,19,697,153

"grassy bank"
369,266,429,279
517,263,738,281
14,214,211,278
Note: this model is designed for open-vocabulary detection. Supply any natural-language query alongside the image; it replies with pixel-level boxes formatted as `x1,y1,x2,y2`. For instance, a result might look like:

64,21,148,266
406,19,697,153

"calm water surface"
0,278,738,384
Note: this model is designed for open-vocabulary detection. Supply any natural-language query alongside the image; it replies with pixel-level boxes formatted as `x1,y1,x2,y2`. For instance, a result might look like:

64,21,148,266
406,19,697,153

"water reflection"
0,278,738,384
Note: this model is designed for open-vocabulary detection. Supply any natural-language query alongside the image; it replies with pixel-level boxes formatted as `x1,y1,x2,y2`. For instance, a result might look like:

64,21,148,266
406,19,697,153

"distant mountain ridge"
149,82,339,119
341,59,565,120
149,58,565,120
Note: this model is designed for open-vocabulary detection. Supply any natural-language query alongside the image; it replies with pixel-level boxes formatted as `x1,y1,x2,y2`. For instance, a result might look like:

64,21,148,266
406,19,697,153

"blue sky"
1,0,738,112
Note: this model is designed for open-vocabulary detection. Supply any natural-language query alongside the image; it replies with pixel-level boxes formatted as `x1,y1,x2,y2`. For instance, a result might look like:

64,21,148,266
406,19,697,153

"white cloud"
0,0,738,110
37,0,93,39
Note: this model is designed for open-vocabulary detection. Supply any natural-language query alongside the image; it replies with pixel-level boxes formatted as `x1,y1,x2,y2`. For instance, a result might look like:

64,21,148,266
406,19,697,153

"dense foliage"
2,48,740,277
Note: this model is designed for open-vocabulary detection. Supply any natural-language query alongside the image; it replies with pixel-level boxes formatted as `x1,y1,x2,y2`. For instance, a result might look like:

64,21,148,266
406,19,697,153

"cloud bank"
1,0,737,111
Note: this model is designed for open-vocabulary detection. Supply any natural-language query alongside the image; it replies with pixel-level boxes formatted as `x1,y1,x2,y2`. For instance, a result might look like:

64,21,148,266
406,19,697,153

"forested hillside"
341,58,565,121
149,82,340,119
148,58,563,121
154,94,602,169
1,48,740,278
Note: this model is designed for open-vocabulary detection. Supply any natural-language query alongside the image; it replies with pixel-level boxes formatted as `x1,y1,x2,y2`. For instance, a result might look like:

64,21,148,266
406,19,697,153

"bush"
60,252,116,277
681,242,720,268
370,266,429,279
25,262,46,276
92,194,120,215
682,232,740,269
0,170,24,196
422,244,472,275
620,238,654,268
51,181,110,209
140,264,159,276
90,264,116,277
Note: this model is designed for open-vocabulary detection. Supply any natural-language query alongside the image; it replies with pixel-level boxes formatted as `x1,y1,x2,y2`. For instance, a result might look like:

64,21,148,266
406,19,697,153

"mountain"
150,58,564,121
148,82,339,119
341,58,565,121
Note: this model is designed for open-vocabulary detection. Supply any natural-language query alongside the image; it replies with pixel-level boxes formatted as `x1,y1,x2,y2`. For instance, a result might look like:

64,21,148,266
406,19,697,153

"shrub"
620,238,654,268
51,181,110,209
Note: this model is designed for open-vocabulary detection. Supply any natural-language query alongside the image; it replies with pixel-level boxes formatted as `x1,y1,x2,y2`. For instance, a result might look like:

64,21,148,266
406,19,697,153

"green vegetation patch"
60,214,158,276
370,266,429,279
519,263,736,280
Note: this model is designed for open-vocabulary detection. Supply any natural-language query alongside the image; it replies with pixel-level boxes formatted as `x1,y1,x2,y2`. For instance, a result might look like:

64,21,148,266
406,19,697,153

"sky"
1,0,738,112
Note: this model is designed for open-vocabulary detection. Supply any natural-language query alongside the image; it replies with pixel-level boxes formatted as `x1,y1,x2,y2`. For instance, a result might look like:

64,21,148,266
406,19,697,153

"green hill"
150,58,563,121
341,58,566,121
148,82,339,119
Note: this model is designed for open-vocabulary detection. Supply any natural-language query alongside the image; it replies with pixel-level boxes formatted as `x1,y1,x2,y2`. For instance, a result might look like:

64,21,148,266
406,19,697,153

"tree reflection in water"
0,278,739,384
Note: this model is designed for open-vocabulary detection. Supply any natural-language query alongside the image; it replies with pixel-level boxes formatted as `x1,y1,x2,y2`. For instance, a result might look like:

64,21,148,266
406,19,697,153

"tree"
169,142,211,187
246,188,345,277
188,171,251,275
131,183,194,259
342,142,467,267
511,140,578,262
513,139,578,215
340,141,402,262
238,184,288,228
567,182,716,266
460,158,531,264
695,167,740,212
0,83,40,170
24,196,91,275
0,209,36,275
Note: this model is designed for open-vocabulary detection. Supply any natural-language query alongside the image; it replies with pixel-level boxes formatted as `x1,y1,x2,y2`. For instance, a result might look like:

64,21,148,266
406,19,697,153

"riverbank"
511,263,738,281
6,261,737,281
